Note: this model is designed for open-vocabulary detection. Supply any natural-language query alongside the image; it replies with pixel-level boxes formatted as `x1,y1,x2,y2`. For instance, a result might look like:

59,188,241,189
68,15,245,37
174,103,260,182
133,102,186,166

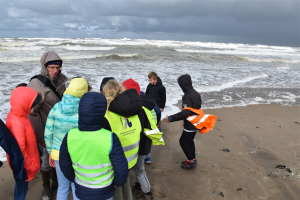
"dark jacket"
102,89,145,159
141,91,161,124
146,77,166,109
59,92,128,200
0,119,28,182
169,75,202,131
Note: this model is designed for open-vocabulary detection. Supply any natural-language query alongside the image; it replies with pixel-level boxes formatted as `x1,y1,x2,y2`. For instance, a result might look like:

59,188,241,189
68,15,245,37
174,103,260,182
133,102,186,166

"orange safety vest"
183,107,217,134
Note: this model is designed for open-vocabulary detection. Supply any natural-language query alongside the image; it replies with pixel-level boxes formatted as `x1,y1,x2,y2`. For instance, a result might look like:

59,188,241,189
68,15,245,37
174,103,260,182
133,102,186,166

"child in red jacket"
6,87,42,200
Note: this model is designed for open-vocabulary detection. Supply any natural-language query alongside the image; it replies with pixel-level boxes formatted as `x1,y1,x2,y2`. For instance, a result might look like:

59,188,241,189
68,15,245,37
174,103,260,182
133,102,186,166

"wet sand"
1,104,300,199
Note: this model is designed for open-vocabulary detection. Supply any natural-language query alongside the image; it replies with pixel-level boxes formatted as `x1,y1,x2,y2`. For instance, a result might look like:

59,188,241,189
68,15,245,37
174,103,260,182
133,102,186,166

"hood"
141,94,155,110
64,78,88,98
40,51,63,76
59,94,80,116
100,77,115,92
178,74,193,92
10,87,38,117
109,89,142,117
78,92,107,131
122,78,141,96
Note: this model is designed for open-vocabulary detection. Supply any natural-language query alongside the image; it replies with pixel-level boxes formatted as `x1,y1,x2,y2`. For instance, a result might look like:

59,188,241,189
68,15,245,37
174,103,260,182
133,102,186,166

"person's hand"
114,185,116,188
49,156,55,167
163,115,170,123
160,108,164,112
39,142,46,148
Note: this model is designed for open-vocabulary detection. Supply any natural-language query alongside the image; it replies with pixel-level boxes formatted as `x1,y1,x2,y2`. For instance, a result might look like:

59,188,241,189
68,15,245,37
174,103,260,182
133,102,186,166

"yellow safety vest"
142,106,165,145
105,111,141,169
68,128,114,189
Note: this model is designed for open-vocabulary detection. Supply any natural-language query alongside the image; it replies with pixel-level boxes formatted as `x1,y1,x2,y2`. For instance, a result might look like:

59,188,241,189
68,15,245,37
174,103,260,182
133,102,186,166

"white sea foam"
194,73,269,92
0,46,44,51
61,45,116,51
174,49,298,58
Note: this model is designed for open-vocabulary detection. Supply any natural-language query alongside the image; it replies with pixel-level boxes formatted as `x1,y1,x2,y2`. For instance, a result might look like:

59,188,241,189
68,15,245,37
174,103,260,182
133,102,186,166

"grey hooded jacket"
27,51,68,144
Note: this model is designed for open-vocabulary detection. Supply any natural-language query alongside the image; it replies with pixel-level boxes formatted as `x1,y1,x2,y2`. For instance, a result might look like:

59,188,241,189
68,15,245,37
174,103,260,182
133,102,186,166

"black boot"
41,170,53,200
51,168,58,190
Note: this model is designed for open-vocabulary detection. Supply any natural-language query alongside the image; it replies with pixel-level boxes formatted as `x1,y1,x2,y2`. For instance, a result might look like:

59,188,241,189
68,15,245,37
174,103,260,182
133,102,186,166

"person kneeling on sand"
59,92,128,200
163,74,202,170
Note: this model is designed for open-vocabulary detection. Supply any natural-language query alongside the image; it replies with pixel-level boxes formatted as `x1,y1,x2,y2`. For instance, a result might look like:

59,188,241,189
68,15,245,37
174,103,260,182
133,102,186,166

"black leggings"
179,130,197,160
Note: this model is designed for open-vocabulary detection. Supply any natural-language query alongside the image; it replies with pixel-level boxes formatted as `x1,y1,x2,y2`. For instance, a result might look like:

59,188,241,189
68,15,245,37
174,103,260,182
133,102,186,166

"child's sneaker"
181,160,197,170
136,192,154,200
145,157,151,164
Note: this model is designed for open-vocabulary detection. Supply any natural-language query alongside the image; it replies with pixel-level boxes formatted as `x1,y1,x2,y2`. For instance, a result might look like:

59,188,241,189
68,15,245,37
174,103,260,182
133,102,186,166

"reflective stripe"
72,162,111,169
144,128,160,135
187,115,197,121
127,152,138,163
76,172,114,185
74,168,113,178
159,137,164,141
122,140,140,152
76,177,114,189
193,114,210,126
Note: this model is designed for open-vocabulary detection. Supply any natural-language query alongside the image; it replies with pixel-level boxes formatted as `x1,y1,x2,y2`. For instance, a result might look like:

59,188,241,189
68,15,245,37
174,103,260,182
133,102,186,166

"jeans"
133,155,151,193
179,130,197,160
54,160,78,200
145,153,151,159
113,169,133,200
14,180,28,200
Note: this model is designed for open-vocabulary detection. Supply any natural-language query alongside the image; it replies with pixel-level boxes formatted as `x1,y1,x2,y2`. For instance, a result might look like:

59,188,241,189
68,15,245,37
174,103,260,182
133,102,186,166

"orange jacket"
182,107,217,133
6,87,41,181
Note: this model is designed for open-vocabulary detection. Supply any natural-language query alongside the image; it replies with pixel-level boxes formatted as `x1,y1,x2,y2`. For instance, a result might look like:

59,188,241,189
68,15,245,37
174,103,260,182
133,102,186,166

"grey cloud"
0,0,298,46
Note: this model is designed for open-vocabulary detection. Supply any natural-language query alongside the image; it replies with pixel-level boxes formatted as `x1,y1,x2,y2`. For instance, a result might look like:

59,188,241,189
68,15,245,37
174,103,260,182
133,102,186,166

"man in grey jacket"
27,51,67,200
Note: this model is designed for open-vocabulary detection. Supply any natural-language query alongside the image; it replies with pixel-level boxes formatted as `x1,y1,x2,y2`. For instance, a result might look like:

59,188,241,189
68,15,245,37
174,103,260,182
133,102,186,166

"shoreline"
1,103,300,199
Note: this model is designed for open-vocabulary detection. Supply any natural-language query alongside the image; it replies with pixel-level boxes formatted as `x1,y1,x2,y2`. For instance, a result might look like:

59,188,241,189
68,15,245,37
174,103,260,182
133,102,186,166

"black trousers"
179,130,197,160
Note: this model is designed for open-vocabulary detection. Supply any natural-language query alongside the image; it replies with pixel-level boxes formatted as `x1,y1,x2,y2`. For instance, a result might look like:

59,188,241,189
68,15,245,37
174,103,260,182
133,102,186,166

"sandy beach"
1,104,299,200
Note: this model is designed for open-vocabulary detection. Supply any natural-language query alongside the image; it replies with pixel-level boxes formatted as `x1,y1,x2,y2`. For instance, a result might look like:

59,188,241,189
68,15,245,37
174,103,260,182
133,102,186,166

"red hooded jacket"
6,87,41,181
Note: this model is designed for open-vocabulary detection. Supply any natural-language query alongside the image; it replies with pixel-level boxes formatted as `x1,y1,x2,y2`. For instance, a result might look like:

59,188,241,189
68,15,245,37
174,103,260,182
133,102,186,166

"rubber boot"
41,170,53,200
51,168,58,190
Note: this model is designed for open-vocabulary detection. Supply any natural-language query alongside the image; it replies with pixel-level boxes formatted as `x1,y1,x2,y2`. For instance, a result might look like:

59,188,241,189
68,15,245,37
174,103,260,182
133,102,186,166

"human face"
149,78,157,85
47,65,61,78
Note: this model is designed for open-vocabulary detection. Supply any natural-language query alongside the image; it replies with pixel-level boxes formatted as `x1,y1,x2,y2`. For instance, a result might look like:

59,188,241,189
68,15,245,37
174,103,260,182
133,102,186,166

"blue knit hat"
45,60,62,67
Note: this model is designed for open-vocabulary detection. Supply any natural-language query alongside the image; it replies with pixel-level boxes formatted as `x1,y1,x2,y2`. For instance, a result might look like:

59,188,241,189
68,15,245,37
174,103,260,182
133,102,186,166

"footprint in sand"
152,190,165,198
267,187,281,194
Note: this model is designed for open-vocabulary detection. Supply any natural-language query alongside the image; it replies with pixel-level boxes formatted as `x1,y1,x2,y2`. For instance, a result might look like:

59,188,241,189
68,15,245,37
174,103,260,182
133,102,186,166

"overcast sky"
0,0,299,47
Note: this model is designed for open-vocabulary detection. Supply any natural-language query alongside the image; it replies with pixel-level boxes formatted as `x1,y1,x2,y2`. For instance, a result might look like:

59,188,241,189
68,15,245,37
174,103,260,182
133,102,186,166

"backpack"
30,75,62,100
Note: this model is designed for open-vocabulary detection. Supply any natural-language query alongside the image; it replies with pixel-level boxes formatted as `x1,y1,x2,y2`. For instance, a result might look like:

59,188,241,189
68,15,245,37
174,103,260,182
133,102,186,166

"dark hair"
148,72,158,80
15,83,27,88
88,83,93,91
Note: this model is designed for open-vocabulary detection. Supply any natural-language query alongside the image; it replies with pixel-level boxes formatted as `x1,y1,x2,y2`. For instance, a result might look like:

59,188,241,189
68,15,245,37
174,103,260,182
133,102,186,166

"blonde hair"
102,79,126,112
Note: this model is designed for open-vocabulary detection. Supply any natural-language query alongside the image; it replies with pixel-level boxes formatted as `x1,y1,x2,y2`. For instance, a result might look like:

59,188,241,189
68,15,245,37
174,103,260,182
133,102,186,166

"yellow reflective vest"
142,106,165,145
104,111,141,169
67,128,114,189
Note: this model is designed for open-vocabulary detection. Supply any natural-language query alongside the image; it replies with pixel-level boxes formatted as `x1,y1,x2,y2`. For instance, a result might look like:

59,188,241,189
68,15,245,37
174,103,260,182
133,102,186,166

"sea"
0,37,299,160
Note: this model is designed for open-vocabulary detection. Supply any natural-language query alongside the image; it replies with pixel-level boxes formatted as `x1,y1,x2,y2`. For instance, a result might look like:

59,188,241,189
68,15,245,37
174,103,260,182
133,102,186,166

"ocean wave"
102,53,140,59
194,73,269,92
174,48,298,57
0,46,44,51
244,57,299,63
0,53,141,63
61,45,116,51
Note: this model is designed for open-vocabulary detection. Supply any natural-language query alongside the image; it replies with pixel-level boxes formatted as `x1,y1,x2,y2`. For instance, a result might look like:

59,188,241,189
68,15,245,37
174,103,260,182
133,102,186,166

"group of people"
0,51,216,200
